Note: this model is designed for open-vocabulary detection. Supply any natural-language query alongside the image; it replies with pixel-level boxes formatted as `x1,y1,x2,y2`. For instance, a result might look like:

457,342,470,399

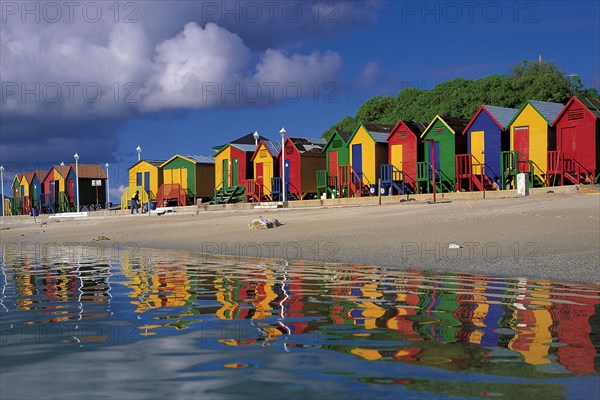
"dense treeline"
323,60,599,139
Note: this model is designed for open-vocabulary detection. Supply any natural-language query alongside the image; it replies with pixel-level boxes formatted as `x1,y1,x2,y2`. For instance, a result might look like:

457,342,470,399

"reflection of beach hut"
121,160,165,210
278,137,326,200
419,116,469,193
248,140,281,202
504,100,564,187
383,120,426,194
158,155,215,206
41,165,72,213
347,123,392,196
458,105,517,191
317,130,352,198
548,96,599,185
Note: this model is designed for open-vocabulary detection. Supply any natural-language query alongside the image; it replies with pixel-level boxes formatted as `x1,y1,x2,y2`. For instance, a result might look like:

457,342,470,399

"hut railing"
547,151,594,186
156,184,186,207
316,170,337,198
245,179,263,203
416,161,453,193
380,164,413,195
58,192,71,212
270,177,290,201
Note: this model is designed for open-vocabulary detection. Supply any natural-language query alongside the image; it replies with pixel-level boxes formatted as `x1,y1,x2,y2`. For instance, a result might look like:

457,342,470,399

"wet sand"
1,193,599,283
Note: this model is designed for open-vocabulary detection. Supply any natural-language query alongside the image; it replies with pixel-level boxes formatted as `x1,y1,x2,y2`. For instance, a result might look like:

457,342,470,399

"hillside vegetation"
324,60,599,139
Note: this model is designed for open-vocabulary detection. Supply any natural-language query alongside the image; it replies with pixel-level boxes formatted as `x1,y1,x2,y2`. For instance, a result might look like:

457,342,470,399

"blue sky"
1,0,598,196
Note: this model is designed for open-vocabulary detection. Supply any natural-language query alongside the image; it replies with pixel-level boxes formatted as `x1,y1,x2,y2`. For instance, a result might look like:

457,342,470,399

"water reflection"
1,247,599,399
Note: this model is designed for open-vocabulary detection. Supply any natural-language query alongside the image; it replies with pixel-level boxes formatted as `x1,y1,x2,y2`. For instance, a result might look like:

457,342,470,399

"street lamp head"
60,162,65,166
105,163,110,168
0,165,4,172
253,131,259,140
74,153,79,161
279,127,286,137
136,145,142,153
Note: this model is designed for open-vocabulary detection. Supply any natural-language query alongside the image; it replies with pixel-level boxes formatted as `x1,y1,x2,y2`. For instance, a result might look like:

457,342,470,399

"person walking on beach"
131,191,140,214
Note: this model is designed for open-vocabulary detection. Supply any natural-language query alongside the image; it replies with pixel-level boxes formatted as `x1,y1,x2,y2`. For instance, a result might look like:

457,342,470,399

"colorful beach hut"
458,105,518,191
248,140,281,202
549,95,600,185
383,120,426,194
419,116,469,193
66,164,107,210
504,100,564,188
41,165,72,213
17,170,47,214
279,137,326,200
121,160,165,210
213,132,268,204
11,174,21,215
316,130,351,198
347,123,393,196
158,155,215,206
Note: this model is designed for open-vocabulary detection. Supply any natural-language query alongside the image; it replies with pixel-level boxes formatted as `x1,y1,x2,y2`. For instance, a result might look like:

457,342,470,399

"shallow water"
0,246,599,399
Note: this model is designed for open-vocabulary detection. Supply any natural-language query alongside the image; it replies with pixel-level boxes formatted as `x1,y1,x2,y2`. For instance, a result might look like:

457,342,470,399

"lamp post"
136,145,141,162
0,165,4,217
279,127,286,202
105,163,110,208
74,153,80,212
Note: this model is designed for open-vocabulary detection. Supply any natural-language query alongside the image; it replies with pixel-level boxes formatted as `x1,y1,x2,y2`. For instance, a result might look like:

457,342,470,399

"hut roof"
421,116,469,137
212,132,269,151
289,137,327,153
463,105,518,133
71,164,107,179
508,100,564,127
552,96,600,125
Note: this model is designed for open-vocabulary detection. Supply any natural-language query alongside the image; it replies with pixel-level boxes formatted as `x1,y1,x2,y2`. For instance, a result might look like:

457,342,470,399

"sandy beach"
1,192,599,283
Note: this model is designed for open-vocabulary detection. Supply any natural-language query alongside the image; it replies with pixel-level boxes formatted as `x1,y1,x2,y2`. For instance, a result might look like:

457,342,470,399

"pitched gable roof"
212,132,269,151
73,164,107,179
552,95,600,125
288,137,327,154
323,130,352,152
463,105,518,133
508,100,564,127
349,122,394,144
252,139,282,161
421,115,469,138
386,120,427,141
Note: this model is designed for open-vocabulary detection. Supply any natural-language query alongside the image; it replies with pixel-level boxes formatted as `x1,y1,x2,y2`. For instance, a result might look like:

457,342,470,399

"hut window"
333,139,342,148
259,149,267,158
434,127,445,134
397,131,407,139
567,109,584,121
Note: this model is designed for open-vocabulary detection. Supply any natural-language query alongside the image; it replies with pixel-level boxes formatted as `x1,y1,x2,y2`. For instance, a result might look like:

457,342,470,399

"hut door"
67,178,74,202
176,168,188,190
471,131,485,175
49,181,55,204
391,144,403,170
514,127,529,172
328,151,338,176
222,159,229,188
284,160,291,193
427,141,440,174
232,159,239,186
352,144,363,179
144,172,150,193
256,163,264,186
560,126,576,159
